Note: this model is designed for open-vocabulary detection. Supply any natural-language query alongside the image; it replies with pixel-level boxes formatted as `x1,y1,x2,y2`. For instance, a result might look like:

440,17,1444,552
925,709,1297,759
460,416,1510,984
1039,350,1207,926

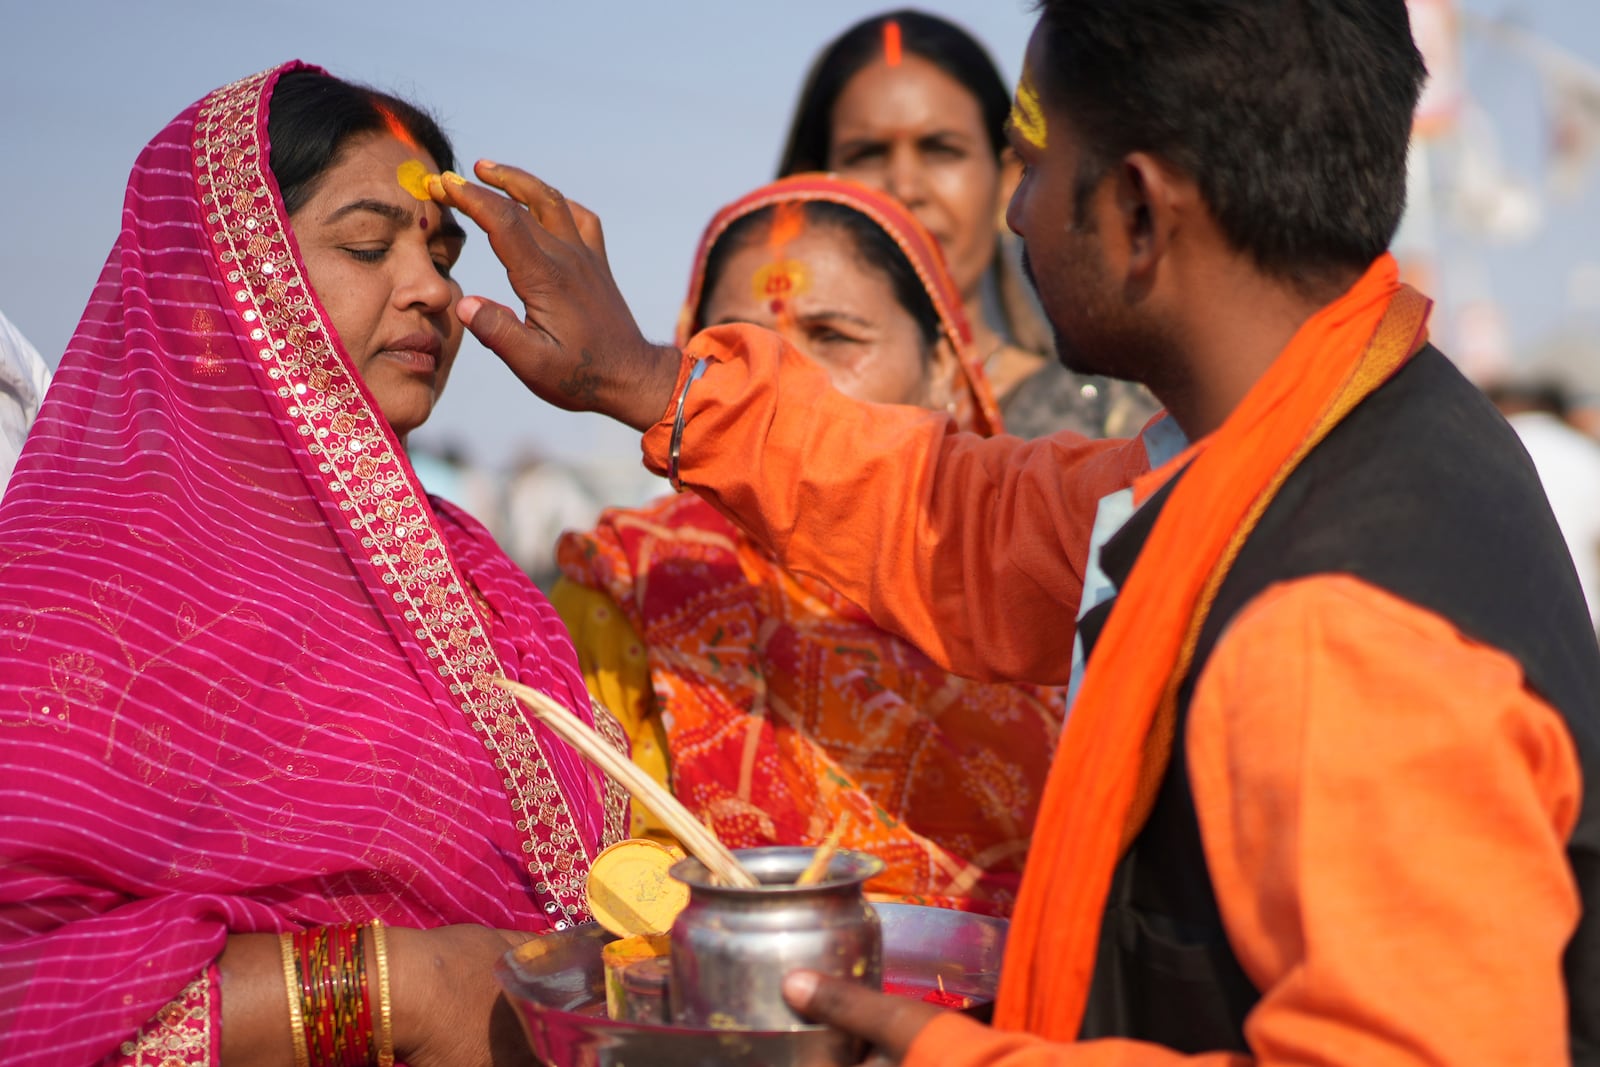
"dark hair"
695,200,943,352
1032,0,1425,285
268,69,456,215
1484,378,1572,420
777,9,1011,175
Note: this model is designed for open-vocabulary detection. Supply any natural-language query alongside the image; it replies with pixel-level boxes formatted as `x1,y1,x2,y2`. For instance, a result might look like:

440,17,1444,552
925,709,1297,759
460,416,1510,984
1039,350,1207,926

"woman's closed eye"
341,243,456,280
342,244,390,265
805,320,869,347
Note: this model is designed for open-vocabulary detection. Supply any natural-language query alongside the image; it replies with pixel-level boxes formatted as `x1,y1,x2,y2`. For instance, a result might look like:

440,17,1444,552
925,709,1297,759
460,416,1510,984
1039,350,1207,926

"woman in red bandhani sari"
0,63,625,1066
553,175,1065,918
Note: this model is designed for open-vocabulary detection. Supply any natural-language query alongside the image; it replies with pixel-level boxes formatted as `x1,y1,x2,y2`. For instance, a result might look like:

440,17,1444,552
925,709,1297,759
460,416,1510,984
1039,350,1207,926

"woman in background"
554,176,1065,917
778,8,1157,439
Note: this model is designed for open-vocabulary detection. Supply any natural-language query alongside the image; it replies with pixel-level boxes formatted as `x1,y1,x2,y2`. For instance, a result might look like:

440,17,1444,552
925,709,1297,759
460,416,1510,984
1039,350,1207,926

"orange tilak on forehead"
882,19,903,67
756,202,811,323
753,260,811,312
766,201,805,252
380,106,437,206
377,105,422,153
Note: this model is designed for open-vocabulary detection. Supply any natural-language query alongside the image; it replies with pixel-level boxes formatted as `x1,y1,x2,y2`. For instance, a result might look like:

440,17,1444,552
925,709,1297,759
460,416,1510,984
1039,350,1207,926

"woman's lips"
378,348,439,374
378,332,442,374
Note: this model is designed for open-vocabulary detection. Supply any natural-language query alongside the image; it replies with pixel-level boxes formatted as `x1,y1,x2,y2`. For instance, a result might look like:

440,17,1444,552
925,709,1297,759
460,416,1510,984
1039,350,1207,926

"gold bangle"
371,919,394,1067
280,931,311,1067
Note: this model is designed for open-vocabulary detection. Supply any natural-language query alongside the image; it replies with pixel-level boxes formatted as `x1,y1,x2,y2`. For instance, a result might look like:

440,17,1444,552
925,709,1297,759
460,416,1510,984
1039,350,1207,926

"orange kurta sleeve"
640,326,1152,684
902,574,1582,1067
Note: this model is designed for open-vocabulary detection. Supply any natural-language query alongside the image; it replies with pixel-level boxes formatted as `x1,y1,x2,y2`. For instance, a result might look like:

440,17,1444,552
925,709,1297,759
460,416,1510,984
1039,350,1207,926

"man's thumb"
457,295,529,355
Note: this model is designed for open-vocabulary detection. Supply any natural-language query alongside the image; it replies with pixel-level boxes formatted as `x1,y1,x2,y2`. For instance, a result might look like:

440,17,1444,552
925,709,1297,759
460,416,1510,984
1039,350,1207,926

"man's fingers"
474,160,583,245
431,174,565,305
782,971,942,1062
568,199,610,262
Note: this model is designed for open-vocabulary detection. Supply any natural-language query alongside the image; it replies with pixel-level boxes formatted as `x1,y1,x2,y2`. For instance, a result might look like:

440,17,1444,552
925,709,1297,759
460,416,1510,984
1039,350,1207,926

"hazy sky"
3,1,1596,465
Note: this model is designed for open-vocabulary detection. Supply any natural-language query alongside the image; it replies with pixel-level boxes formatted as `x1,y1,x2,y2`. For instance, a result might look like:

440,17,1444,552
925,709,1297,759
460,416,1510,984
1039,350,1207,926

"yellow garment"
549,579,675,845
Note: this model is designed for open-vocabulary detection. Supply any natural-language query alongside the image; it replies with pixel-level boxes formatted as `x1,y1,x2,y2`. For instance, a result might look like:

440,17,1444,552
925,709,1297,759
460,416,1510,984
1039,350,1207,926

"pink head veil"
0,62,624,1059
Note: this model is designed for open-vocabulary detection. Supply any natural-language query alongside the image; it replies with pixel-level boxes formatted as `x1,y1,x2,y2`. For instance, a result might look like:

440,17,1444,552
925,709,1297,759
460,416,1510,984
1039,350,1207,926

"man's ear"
1114,152,1186,287
996,146,1024,229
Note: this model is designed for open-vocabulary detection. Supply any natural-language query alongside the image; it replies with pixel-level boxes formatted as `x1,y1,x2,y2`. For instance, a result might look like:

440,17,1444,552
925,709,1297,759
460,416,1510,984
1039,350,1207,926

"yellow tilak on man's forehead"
1011,69,1049,150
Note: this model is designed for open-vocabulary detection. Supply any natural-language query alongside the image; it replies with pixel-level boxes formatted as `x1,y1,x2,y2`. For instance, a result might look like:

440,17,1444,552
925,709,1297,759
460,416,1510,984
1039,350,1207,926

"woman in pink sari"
0,63,625,1065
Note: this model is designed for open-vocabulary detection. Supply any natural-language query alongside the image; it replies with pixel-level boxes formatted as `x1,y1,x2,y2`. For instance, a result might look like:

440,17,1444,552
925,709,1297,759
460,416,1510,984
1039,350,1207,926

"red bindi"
419,216,429,230
769,299,785,315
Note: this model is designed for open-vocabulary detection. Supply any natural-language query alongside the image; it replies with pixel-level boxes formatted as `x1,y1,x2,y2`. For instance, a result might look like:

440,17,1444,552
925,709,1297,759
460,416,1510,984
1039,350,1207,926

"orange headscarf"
995,255,1431,1037
675,173,1002,436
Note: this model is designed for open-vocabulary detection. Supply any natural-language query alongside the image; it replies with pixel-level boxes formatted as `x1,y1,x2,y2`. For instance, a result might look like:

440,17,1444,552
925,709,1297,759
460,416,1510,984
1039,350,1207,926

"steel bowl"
496,902,1007,1067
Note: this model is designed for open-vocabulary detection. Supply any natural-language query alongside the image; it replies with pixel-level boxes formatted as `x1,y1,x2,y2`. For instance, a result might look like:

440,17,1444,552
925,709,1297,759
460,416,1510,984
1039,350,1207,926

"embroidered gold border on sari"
192,68,596,922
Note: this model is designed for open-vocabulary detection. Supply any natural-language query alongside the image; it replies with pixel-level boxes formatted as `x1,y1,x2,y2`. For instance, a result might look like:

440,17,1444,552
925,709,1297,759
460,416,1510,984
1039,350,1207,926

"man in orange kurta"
430,1,1600,1062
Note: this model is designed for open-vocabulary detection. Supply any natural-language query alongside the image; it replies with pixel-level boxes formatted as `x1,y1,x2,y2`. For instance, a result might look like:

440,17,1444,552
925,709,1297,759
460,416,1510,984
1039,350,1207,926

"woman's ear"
927,335,965,419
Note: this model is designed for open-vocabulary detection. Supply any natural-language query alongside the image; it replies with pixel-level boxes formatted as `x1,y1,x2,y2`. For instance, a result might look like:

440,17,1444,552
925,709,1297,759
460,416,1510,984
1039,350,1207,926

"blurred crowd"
406,440,666,590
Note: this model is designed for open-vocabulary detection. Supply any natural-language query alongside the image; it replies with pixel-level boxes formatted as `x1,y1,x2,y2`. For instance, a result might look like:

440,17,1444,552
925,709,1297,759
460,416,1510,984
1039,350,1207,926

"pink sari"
0,63,626,1064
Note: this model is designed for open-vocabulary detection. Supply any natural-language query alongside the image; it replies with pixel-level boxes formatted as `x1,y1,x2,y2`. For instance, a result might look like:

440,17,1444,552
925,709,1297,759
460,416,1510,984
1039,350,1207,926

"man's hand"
783,969,947,1066
429,162,682,432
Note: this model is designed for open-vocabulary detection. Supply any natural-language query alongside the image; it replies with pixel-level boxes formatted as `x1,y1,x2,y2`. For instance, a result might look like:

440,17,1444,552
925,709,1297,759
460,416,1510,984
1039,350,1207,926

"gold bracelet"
371,919,395,1067
279,931,312,1067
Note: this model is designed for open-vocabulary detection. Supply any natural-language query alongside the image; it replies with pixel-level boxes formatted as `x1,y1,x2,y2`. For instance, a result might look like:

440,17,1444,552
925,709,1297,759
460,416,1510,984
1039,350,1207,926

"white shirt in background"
1508,410,1600,629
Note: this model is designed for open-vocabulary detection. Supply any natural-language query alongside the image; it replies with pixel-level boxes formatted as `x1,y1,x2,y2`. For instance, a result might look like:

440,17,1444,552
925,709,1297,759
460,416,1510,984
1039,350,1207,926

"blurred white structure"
0,310,51,499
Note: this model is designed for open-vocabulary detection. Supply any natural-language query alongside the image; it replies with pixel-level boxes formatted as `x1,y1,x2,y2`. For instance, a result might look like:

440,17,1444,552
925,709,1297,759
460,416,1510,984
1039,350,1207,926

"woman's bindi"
754,260,810,328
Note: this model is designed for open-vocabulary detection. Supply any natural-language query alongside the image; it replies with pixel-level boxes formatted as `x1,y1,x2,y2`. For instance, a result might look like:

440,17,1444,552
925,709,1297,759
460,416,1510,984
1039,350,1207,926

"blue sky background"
3,1,1596,464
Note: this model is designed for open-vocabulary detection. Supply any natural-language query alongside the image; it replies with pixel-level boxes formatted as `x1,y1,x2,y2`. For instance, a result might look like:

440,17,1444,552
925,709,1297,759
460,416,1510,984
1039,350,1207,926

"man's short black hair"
1032,0,1426,288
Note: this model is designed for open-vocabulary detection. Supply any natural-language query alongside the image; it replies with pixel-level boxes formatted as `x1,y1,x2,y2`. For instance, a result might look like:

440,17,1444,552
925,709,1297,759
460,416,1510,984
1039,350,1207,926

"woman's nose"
397,247,452,313
883,144,928,207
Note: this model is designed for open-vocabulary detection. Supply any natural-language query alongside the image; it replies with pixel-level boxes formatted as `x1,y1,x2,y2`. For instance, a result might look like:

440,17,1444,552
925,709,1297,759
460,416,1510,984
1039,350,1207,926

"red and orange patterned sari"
557,177,1063,916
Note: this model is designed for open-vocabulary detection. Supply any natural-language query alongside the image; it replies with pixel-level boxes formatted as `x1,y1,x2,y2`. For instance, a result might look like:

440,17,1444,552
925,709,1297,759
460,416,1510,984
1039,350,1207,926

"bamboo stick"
794,827,843,886
495,677,760,888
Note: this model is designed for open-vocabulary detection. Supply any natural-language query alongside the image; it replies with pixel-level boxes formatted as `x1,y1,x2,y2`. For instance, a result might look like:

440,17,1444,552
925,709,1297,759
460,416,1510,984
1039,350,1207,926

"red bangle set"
289,923,376,1067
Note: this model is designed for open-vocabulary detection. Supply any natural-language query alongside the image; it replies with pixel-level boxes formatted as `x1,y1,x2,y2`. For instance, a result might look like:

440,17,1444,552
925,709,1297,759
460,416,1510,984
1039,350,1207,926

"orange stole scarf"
994,255,1431,1039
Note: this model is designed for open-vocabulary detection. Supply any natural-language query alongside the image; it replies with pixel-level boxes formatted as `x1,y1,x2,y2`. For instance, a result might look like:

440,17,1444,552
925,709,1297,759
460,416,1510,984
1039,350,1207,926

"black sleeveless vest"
1073,347,1600,1059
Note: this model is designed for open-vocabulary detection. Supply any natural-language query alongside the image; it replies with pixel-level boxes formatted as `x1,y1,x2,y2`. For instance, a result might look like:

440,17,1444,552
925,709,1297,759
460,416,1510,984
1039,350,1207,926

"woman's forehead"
711,226,898,309
333,132,438,178
296,133,441,216
832,54,987,137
